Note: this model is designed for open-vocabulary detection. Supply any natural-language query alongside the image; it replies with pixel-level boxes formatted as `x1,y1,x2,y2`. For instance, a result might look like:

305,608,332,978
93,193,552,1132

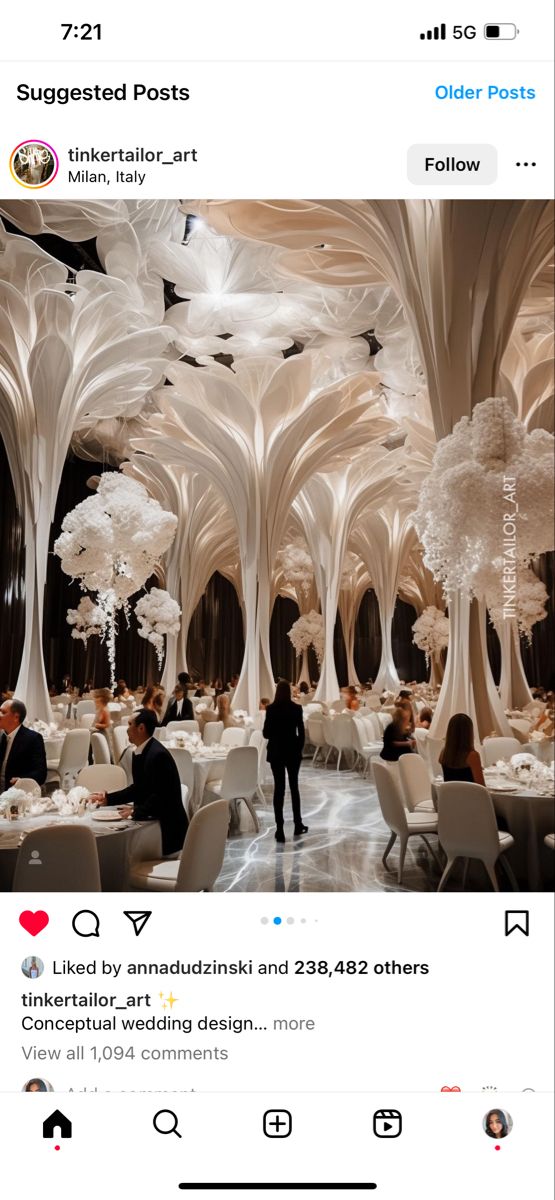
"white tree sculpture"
0,230,171,719
338,553,370,687
277,539,314,599
66,596,108,643
54,473,177,686
481,562,548,708
412,605,450,687
194,198,553,735
352,500,418,694
288,610,325,666
135,353,393,711
135,588,181,670
295,447,404,701
123,457,239,688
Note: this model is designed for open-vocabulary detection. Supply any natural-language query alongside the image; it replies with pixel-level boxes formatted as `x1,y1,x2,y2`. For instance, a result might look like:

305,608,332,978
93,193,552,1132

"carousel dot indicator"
286,917,295,925
273,917,282,925
260,917,269,925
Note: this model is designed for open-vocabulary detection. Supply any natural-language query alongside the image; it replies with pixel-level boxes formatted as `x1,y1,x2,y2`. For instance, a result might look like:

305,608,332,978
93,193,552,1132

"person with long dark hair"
484,1109,509,1138
263,680,307,843
439,713,485,785
380,706,416,762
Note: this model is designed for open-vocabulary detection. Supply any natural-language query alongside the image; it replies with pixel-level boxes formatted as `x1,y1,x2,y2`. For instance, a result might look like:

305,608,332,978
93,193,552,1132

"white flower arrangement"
288,609,325,664
54,473,178,685
493,754,554,795
0,787,32,815
414,398,554,597
412,605,450,663
134,587,181,669
277,539,314,597
484,562,548,643
30,719,62,737
66,596,108,643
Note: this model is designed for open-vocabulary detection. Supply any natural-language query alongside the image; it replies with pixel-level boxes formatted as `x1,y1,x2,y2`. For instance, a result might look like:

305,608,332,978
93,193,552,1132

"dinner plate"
487,781,519,792
91,809,128,821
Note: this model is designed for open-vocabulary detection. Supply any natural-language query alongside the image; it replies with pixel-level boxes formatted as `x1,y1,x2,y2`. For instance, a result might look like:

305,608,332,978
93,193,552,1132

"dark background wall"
1,441,553,693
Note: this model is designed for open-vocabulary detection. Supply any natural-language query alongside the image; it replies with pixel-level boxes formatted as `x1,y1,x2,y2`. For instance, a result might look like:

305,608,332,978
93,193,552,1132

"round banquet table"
432,775,554,890
0,814,161,892
488,782,555,890
165,745,229,817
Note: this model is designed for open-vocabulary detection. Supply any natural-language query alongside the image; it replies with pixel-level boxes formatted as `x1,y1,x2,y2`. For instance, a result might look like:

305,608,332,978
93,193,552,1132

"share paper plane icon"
123,911,152,936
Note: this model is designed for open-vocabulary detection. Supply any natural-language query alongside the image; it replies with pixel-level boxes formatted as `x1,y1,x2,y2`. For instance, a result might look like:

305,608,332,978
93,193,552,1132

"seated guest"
216,693,240,728
344,685,360,712
90,709,188,856
141,685,166,723
115,678,132,700
380,706,416,761
93,688,112,731
177,672,191,688
0,699,47,788
396,697,415,733
260,697,271,710
161,683,194,725
194,680,207,697
416,707,433,729
298,682,310,696
439,713,485,785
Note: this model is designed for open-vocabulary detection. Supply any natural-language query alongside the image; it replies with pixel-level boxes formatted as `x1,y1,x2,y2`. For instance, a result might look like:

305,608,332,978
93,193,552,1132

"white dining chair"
425,735,445,780
436,781,519,891
307,717,327,765
13,778,41,797
248,729,268,800
220,727,248,748
48,729,91,787
352,717,382,777
112,725,130,763
91,732,111,765
166,720,200,736
129,799,229,892
75,699,95,720
376,712,393,732
78,713,96,730
482,737,522,767
203,721,224,746
329,713,356,770
202,746,259,832
167,747,195,812
372,760,441,885
13,825,101,891
398,753,436,812
76,764,127,792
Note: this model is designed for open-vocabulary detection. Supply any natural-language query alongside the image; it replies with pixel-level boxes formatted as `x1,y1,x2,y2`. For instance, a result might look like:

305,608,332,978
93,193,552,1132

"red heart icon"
441,1085,461,1092
19,910,49,936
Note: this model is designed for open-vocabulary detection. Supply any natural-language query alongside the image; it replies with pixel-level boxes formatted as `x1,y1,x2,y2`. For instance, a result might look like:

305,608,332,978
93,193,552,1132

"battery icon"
484,23,518,38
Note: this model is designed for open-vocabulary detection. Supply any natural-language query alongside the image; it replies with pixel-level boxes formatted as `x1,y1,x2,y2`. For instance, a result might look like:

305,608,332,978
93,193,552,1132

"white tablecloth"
166,746,229,816
0,814,161,891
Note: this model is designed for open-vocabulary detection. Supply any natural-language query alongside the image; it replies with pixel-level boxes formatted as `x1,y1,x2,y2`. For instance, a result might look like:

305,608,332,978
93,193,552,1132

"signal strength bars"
420,23,446,39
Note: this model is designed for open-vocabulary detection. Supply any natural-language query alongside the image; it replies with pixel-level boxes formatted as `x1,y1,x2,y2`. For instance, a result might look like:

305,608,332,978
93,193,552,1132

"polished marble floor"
215,759,511,893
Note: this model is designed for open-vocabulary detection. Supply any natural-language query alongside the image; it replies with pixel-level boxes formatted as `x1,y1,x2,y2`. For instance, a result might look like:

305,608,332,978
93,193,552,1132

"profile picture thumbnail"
21,956,44,980
10,140,59,188
483,1108,513,1139
23,1078,54,1093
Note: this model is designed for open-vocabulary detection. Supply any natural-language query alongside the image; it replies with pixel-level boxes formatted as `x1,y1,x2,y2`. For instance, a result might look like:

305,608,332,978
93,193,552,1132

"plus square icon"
263,1109,292,1138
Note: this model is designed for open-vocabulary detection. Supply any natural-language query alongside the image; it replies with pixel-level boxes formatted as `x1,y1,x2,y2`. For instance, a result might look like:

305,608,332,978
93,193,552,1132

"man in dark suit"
161,681,194,726
90,708,188,856
0,699,47,789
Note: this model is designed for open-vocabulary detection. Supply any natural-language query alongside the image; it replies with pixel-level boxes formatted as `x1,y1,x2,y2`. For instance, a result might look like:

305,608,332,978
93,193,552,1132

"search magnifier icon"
153,1109,182,1138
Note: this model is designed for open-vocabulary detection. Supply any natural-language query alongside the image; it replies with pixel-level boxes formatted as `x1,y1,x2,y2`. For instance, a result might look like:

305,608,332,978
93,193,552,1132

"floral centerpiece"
134,587,181,669
66,595,108,643
493,753,554,795
288,610,325,665
54,473,177,686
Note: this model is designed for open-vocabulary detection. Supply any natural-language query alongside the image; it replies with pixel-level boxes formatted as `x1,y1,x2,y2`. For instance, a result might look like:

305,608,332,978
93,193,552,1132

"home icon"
43,1110,72,1139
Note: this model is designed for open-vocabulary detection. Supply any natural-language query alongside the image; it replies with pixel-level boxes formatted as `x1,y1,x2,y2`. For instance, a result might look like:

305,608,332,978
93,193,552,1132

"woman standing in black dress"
263,680,307,843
